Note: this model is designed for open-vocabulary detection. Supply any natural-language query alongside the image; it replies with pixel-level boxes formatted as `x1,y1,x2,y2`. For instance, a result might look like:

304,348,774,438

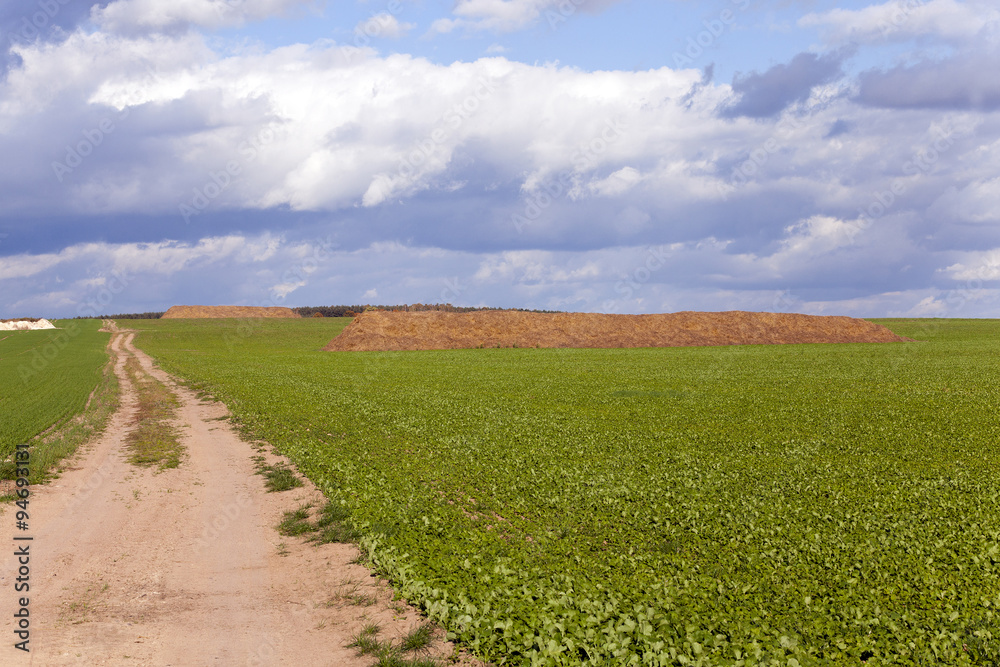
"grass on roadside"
251,454,304,492
276,500,359,543
348,622,440,667
124,356,184,470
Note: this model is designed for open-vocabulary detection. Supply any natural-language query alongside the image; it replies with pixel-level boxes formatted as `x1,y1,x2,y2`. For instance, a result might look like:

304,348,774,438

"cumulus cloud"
353,12,415,40
928,176,1000,223
5,3,1000,318
800,0,998,46
3,32,716,221
1,2,114,80
3,225,999,319
431,0,625,34
805,1,1000,112
945,249,1000,281
91,0,315,34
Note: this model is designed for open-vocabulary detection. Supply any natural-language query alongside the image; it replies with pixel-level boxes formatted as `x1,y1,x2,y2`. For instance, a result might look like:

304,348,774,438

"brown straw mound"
161,305,301,319
323,310,909,351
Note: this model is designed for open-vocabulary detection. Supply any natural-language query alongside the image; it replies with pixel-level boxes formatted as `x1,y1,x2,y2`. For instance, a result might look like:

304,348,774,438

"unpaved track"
1,328,466,666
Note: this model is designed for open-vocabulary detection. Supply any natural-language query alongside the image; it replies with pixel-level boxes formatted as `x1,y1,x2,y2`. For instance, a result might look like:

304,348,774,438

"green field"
130,317,1000,665
0,319,112,477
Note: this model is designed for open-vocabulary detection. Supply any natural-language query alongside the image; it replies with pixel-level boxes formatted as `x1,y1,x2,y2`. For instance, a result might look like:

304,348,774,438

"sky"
1,0,999,319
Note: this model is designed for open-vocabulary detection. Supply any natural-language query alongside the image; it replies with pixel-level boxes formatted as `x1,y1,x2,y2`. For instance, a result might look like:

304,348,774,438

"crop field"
129,317,1000,665
0,319,111,472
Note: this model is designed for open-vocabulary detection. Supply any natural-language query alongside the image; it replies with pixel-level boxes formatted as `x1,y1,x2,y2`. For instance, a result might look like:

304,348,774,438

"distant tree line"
293,304,562,317
74,304,562,319
73,312,165,319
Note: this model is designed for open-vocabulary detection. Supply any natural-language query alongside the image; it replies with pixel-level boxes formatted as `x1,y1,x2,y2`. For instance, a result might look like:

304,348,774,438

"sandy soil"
1,325,473,666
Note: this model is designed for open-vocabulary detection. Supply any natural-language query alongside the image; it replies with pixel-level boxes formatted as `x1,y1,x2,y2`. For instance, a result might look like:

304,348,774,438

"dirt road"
1,328,466,666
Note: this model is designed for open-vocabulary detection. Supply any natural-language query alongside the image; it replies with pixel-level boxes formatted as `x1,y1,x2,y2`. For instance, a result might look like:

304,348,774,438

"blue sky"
1,0,999,318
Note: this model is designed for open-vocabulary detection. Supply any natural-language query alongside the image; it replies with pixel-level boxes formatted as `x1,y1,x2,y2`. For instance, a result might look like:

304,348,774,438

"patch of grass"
275,499,359,543
308,501,360,543
314,500,351,527
348,622,383,656
124,355,184,470
348,622,441,667
277,504,315,536
310,520,360,545
254,461,303,492
399,623,435,653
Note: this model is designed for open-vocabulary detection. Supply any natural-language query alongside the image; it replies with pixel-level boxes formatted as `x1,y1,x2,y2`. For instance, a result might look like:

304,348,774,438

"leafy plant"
131,317,1000,665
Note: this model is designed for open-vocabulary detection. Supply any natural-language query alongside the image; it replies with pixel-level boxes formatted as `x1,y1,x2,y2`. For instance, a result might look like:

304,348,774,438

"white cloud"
778,215,861,256
4,7,1000,320
907,295,949,316
353,12,415,40
929,176,1000,223
92,0,314,33
5,233,1000,319
433,0,625,34
945,249,1000,281
0,234,284,283
590,166,643,197
800,0,998,45
0,252,63,281
272,280,306,298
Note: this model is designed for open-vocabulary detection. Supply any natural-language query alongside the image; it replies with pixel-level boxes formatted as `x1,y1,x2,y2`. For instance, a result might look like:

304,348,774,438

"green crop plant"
129,316,1000,665
0,319,113,482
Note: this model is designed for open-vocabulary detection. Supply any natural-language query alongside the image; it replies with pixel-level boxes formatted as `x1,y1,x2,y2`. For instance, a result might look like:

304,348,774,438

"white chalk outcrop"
0,319,57,331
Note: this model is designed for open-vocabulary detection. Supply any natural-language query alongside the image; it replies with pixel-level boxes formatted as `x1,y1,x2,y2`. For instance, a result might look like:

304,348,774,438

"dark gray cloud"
721,50,849,118
856,50,1000,111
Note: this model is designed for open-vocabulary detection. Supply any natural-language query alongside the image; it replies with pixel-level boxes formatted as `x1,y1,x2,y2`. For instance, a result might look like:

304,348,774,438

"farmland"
0,319,113,480
129,317,1000,665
